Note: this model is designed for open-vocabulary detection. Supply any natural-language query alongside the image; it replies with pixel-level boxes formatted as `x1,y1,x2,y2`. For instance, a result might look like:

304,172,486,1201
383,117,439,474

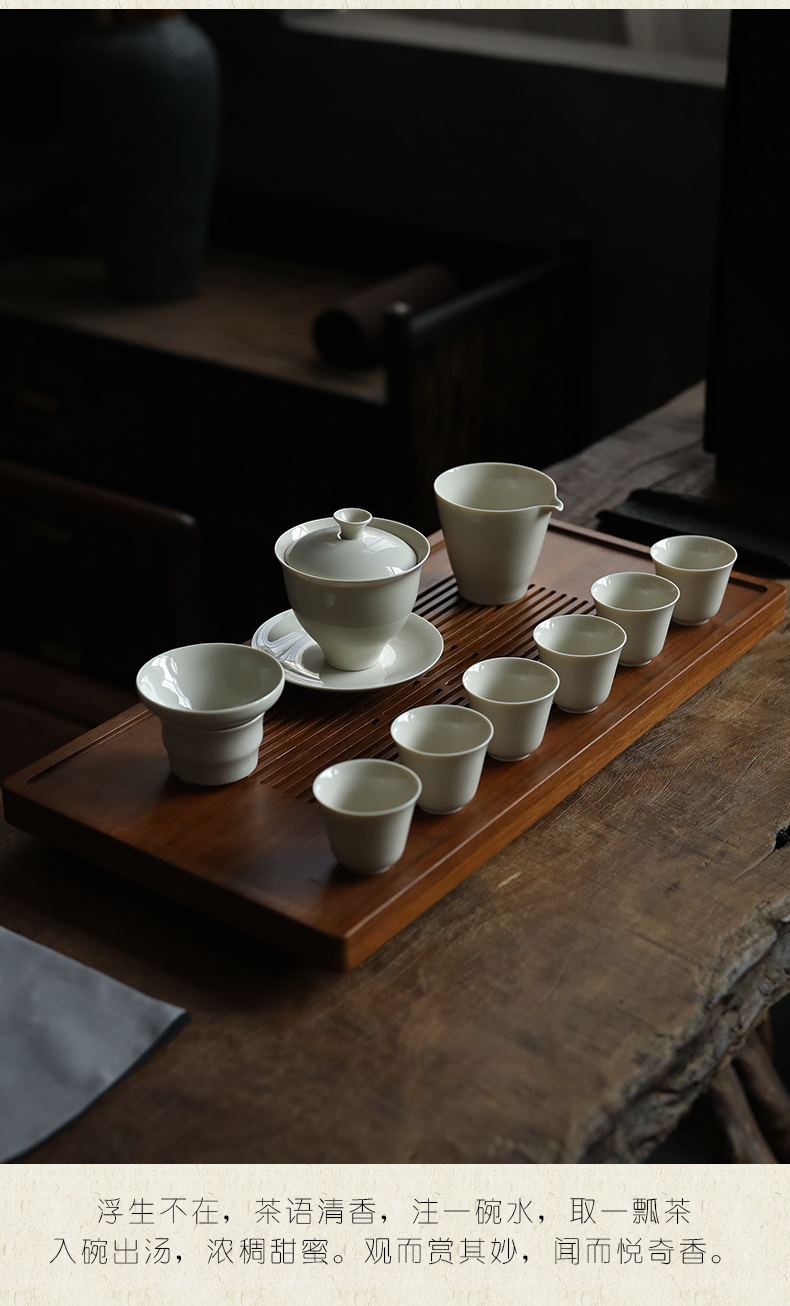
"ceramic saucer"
252,610,444,691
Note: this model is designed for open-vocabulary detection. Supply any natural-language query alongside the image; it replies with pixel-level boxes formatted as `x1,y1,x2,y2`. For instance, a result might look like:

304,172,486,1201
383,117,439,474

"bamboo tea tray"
4,522,785,971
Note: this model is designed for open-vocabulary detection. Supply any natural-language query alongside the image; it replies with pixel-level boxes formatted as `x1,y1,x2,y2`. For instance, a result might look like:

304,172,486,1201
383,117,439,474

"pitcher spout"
535,471,562,513
536,492,563,513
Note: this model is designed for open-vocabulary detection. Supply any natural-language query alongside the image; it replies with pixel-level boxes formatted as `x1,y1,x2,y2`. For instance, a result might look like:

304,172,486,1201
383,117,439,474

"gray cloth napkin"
0,925,189,1161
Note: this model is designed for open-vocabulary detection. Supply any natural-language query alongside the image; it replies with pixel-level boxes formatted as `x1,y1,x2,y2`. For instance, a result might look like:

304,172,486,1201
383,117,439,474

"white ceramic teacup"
462,657,559,761
136,643,284,785
434,462,563,606
533,614,626,713
391,703,493,814
650,535,737,626
591,571,680,666
312,758,422,875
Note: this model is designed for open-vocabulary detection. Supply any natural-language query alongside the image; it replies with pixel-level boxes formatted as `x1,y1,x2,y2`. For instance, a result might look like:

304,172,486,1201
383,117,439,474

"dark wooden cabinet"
0,228,581,685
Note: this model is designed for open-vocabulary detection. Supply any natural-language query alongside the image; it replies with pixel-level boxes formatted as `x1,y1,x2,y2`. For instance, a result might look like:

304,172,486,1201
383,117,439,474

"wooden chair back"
0,458,205,689
385,251,582,533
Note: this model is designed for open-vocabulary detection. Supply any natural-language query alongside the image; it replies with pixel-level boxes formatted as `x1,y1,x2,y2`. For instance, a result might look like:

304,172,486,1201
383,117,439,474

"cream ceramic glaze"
434,462,563,605
159,715,266,787
276,513,431,672
253,610,444,692
591,571,680,666
285,508,418,580
391,703,493,815
462,657,559,760
312,758,422,875
533,614,626,714
136,642,284,785
650,535,737,626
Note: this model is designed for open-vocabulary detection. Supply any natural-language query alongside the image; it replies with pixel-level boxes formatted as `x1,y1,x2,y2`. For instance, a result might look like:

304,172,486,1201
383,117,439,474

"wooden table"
2,381,788,1163
0,249,386,404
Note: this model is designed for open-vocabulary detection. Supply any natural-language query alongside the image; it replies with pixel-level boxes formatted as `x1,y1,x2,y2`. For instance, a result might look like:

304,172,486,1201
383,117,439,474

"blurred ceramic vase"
63,13,220,301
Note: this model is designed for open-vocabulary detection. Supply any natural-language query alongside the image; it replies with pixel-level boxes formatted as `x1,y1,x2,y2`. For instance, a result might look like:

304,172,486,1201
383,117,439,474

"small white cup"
434,462,563,605
533,614,626,713
312,759,422,875
391,704,493,814
462,657,560,761
591,571,680,666
136,643,285,785
650,535,738,626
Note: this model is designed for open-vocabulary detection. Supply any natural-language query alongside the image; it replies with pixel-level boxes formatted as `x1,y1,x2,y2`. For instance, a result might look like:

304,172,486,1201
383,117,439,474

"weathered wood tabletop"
2,381,788,1163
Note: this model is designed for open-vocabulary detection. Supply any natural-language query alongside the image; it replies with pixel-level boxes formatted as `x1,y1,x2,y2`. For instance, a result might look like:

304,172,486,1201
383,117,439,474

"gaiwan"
275,509,431,671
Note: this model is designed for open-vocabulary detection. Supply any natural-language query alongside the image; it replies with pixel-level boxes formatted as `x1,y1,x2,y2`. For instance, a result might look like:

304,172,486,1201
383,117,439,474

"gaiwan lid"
285,509,418,581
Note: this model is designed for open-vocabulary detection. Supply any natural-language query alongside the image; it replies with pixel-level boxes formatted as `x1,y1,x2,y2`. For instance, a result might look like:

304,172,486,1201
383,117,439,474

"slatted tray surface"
4,523,785,970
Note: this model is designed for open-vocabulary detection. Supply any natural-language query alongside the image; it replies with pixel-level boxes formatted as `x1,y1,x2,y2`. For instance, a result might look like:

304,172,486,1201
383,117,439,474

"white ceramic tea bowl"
650,535,737,626
391,703,493,814
137,642,284,785
276,509,431,672
462,657,560,760
312,758,422,875
591,571,680,666
533,614,626,713
434,462,563,605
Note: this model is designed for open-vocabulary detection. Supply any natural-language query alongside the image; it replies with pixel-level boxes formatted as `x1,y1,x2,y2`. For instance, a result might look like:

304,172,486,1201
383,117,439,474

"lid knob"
334,508,372,541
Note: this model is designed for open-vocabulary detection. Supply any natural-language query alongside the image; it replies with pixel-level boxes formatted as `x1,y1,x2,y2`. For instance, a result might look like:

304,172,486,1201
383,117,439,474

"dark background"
200,11,725,443
0,9,725,445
